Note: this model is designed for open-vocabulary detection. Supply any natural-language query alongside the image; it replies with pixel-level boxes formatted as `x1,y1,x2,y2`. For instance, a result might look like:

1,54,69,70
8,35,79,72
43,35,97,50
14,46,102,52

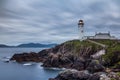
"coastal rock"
49,69,91,80
71,58,85,70
9,39,120,80
42,54,74,68
108,72,120,80
88,73,100,80
10,40,102,64
49,70,120,80
42,53,87,71
10,52,44,63
100,74,110,80
86,60,105,73
38,49,51,57
42,40,103,69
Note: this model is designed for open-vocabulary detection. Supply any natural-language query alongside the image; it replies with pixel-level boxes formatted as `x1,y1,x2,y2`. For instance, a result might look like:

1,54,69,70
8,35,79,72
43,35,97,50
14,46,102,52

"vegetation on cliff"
10,39,120,69
91,39,120,68
10,39,120,80
58,39,102,57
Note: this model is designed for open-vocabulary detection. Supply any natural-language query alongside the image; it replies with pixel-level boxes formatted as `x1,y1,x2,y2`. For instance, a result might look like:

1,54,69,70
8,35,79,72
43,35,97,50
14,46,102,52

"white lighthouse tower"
78,20,84,41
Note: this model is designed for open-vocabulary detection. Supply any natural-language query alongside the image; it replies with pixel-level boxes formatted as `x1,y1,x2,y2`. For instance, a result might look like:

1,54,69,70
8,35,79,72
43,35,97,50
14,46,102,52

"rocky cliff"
10,39,120,80
10,40,102,67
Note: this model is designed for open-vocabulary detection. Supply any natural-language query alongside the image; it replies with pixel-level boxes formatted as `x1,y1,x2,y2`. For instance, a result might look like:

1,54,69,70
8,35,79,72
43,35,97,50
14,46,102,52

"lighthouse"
78,20,84,41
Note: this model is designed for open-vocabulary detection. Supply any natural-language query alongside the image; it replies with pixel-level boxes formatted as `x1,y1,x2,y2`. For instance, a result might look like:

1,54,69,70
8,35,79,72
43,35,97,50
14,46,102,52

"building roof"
95,33,110,36
85,32,117,40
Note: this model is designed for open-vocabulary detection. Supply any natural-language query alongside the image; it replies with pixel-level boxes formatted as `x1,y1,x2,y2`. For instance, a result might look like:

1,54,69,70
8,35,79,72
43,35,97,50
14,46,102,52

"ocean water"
0,48,60,80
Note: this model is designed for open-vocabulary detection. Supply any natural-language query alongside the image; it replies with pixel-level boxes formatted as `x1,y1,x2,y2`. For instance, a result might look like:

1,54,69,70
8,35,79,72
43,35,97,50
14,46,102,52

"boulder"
42,54,73,68
49,70,90,80
71,58,85,70
108,72,120,80
88,73,100,80
86,60,105,73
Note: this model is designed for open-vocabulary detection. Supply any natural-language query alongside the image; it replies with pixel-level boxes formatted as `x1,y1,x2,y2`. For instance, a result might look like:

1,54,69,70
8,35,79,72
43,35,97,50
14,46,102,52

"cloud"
0,0,120,45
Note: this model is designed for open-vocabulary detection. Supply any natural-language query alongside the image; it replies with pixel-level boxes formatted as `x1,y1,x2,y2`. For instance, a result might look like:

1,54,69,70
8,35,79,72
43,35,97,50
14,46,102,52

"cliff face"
10,39,120,70
10,40,104,71
44,40,102,57
10,40,102,62
49,69,120,80
42,40,103,70
10,39,120,80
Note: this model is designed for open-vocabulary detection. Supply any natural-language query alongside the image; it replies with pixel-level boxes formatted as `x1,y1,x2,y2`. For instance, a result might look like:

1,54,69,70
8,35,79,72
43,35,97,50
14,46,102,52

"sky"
0,0,120,45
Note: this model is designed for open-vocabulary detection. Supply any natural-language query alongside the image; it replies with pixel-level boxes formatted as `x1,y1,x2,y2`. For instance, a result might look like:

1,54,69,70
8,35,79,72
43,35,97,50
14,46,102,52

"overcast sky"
0,0,120,45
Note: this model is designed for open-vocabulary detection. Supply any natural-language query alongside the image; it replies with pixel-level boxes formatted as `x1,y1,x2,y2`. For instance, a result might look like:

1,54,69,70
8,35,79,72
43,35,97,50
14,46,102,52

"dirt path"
87,39,106,48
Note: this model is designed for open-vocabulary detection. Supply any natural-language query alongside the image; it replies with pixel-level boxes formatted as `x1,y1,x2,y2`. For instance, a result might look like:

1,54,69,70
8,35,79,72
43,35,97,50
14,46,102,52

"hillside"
0,44,9,47
54,39,103,57
90,39,120,68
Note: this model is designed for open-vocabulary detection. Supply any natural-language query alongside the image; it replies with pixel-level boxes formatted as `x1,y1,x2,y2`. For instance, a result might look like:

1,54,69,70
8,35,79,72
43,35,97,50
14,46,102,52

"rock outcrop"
42,40,103,69
10,49,51,62
43,54,105,72
10,39,120,80
10,40,102,63
10,52,44,63
86,60,105,73
49,70,91,80
49,69,120,80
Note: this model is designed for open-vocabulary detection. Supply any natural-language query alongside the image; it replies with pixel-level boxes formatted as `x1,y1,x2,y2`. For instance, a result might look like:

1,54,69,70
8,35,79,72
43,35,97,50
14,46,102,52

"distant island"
0,43,57,48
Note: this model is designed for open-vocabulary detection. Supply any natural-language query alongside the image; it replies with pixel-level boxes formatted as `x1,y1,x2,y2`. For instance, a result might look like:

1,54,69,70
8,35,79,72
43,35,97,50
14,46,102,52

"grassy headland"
61,39,120,68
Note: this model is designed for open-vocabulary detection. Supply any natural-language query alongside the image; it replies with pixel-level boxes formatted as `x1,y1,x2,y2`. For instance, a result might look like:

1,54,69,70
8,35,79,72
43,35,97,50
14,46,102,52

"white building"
85,32,117,40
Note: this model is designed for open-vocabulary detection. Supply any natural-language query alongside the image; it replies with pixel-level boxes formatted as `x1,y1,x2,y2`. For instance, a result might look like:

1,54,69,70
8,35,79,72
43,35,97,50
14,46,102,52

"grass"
92,39,120,67
61,39,120,67
62,40,102,56
90,39,119,47
64,39,120,54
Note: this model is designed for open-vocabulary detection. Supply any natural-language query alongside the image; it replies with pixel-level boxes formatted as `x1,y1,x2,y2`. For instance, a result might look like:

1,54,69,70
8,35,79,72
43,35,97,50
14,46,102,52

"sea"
0,48,61,80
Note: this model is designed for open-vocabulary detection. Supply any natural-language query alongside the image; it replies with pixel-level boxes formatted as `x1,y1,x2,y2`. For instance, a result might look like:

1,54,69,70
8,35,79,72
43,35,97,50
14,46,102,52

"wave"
23,62,41,66
44,67,66,71
0,56,11,62
23,63,33,66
